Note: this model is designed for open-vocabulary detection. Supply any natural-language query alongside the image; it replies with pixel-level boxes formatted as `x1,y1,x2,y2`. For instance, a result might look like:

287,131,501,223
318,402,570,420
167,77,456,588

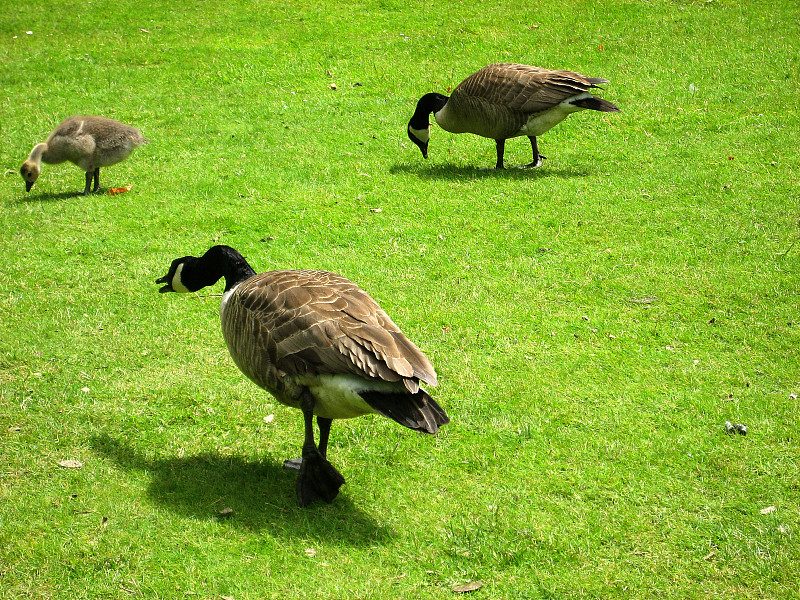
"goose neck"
200,245,257,291
410,93,449,129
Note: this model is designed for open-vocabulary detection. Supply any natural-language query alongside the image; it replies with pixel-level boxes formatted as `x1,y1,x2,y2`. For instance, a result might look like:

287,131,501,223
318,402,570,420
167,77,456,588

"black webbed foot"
296,448,345,507
523,154,547,168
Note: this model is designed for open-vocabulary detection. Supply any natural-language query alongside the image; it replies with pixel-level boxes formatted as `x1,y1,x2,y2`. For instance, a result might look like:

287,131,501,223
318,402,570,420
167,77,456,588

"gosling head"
20,160,40,192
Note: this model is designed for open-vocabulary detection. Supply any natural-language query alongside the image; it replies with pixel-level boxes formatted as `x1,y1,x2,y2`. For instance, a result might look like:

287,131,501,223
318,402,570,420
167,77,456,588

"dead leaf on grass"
108,184,133,195
58,459,84,469
629,296,658,304
452,581,483,593
760,505,777,515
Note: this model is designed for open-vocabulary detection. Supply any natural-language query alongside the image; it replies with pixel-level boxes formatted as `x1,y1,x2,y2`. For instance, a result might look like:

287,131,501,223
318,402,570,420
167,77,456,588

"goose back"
436,63,614,140
221,269,438,416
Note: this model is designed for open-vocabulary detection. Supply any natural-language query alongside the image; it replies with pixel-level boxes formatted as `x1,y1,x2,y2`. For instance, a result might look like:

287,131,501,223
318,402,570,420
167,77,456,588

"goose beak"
25,181,34,192
155,274,174,293
419,142,429,159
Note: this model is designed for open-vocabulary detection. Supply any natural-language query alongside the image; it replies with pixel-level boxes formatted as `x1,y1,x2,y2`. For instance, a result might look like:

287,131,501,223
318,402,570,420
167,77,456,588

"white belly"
521,93,591,137
296,374,398,419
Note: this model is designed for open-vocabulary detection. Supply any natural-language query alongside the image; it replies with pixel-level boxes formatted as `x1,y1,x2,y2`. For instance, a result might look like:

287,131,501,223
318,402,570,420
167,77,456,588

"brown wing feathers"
234,270,437,390
456,63,611,113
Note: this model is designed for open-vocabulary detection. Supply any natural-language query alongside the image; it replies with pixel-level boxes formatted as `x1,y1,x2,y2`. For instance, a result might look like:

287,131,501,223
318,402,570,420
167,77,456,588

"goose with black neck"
408,62,620,170
156,245,449,506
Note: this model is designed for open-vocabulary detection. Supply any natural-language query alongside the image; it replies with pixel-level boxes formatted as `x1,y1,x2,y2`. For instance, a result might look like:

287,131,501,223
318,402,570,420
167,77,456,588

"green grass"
2,0,799,598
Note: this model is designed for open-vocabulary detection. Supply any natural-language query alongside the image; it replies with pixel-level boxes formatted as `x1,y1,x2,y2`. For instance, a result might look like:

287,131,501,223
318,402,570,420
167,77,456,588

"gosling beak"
25,181,34,192
155,274,174,293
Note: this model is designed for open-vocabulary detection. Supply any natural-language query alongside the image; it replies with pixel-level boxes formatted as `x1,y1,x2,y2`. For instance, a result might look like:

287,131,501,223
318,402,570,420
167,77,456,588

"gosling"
20,115,148,195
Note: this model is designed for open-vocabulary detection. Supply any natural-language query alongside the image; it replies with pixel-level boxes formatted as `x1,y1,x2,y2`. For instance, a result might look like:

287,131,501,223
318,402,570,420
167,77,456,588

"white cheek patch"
171,263,192,293
409,126,430,143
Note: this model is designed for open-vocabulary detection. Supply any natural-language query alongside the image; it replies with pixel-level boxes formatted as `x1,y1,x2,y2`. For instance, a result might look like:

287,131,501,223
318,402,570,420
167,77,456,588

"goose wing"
227,270,438,392
454,63,605,114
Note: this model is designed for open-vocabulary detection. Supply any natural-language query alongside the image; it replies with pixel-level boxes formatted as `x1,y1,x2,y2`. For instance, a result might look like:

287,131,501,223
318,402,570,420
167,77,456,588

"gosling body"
20,115,148,195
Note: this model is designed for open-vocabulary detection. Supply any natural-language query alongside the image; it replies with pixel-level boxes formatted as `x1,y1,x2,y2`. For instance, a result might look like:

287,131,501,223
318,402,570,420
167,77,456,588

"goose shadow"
89,434,388,545
389,162,590,181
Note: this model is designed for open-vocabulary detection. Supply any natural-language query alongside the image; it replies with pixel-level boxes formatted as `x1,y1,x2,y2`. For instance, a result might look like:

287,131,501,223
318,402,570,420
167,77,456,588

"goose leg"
283,416,333,470
316,417,333,458
494,139,506,170
91,167,101,193
294,391,345,506
525,136,547,168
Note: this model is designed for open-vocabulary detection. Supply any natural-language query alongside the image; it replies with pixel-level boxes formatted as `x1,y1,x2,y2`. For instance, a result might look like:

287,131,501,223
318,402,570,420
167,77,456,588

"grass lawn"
1,0,799,598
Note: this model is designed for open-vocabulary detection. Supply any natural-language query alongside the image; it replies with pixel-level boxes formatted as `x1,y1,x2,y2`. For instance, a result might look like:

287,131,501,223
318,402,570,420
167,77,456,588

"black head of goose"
156,245,448,506
20,115,148,195
408,63,620,170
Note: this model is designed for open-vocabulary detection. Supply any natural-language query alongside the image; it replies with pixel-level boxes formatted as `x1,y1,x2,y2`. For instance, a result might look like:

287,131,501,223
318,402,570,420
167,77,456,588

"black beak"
155,274,174,293
25,181,34,192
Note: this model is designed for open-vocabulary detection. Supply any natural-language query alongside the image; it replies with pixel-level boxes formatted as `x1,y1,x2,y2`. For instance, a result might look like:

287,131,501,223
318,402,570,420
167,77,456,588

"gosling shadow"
90,434,389,545
14,190,84,202
389,162,590,180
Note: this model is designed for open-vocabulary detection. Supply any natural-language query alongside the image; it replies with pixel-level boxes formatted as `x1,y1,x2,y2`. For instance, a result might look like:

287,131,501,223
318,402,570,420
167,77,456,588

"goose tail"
358,388,450,434
571,96,620,113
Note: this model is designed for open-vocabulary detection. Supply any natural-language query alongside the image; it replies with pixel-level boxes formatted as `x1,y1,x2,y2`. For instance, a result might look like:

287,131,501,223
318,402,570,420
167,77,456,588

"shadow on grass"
90,434,388,545
389,162,590,180
13,190,84,202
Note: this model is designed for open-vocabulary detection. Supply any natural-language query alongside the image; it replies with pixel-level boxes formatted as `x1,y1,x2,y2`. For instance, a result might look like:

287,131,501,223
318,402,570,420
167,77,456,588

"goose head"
156,255,202,293
407,123,430,159
156,245,256,294
407,93,448,160
20,159,40,192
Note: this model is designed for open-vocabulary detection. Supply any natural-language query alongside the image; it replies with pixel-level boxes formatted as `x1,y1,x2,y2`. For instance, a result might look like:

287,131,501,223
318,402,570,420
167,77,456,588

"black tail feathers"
359,388,449,434
571,95,620,113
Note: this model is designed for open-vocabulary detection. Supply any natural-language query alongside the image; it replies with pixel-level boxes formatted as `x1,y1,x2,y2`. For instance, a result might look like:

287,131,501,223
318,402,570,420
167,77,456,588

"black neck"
409,93,449,129
194,245,257,292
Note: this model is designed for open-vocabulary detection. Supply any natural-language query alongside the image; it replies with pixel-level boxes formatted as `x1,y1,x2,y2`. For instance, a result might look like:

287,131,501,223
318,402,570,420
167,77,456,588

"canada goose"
407,63,620,169
156,245,448,506
20,115,148,195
